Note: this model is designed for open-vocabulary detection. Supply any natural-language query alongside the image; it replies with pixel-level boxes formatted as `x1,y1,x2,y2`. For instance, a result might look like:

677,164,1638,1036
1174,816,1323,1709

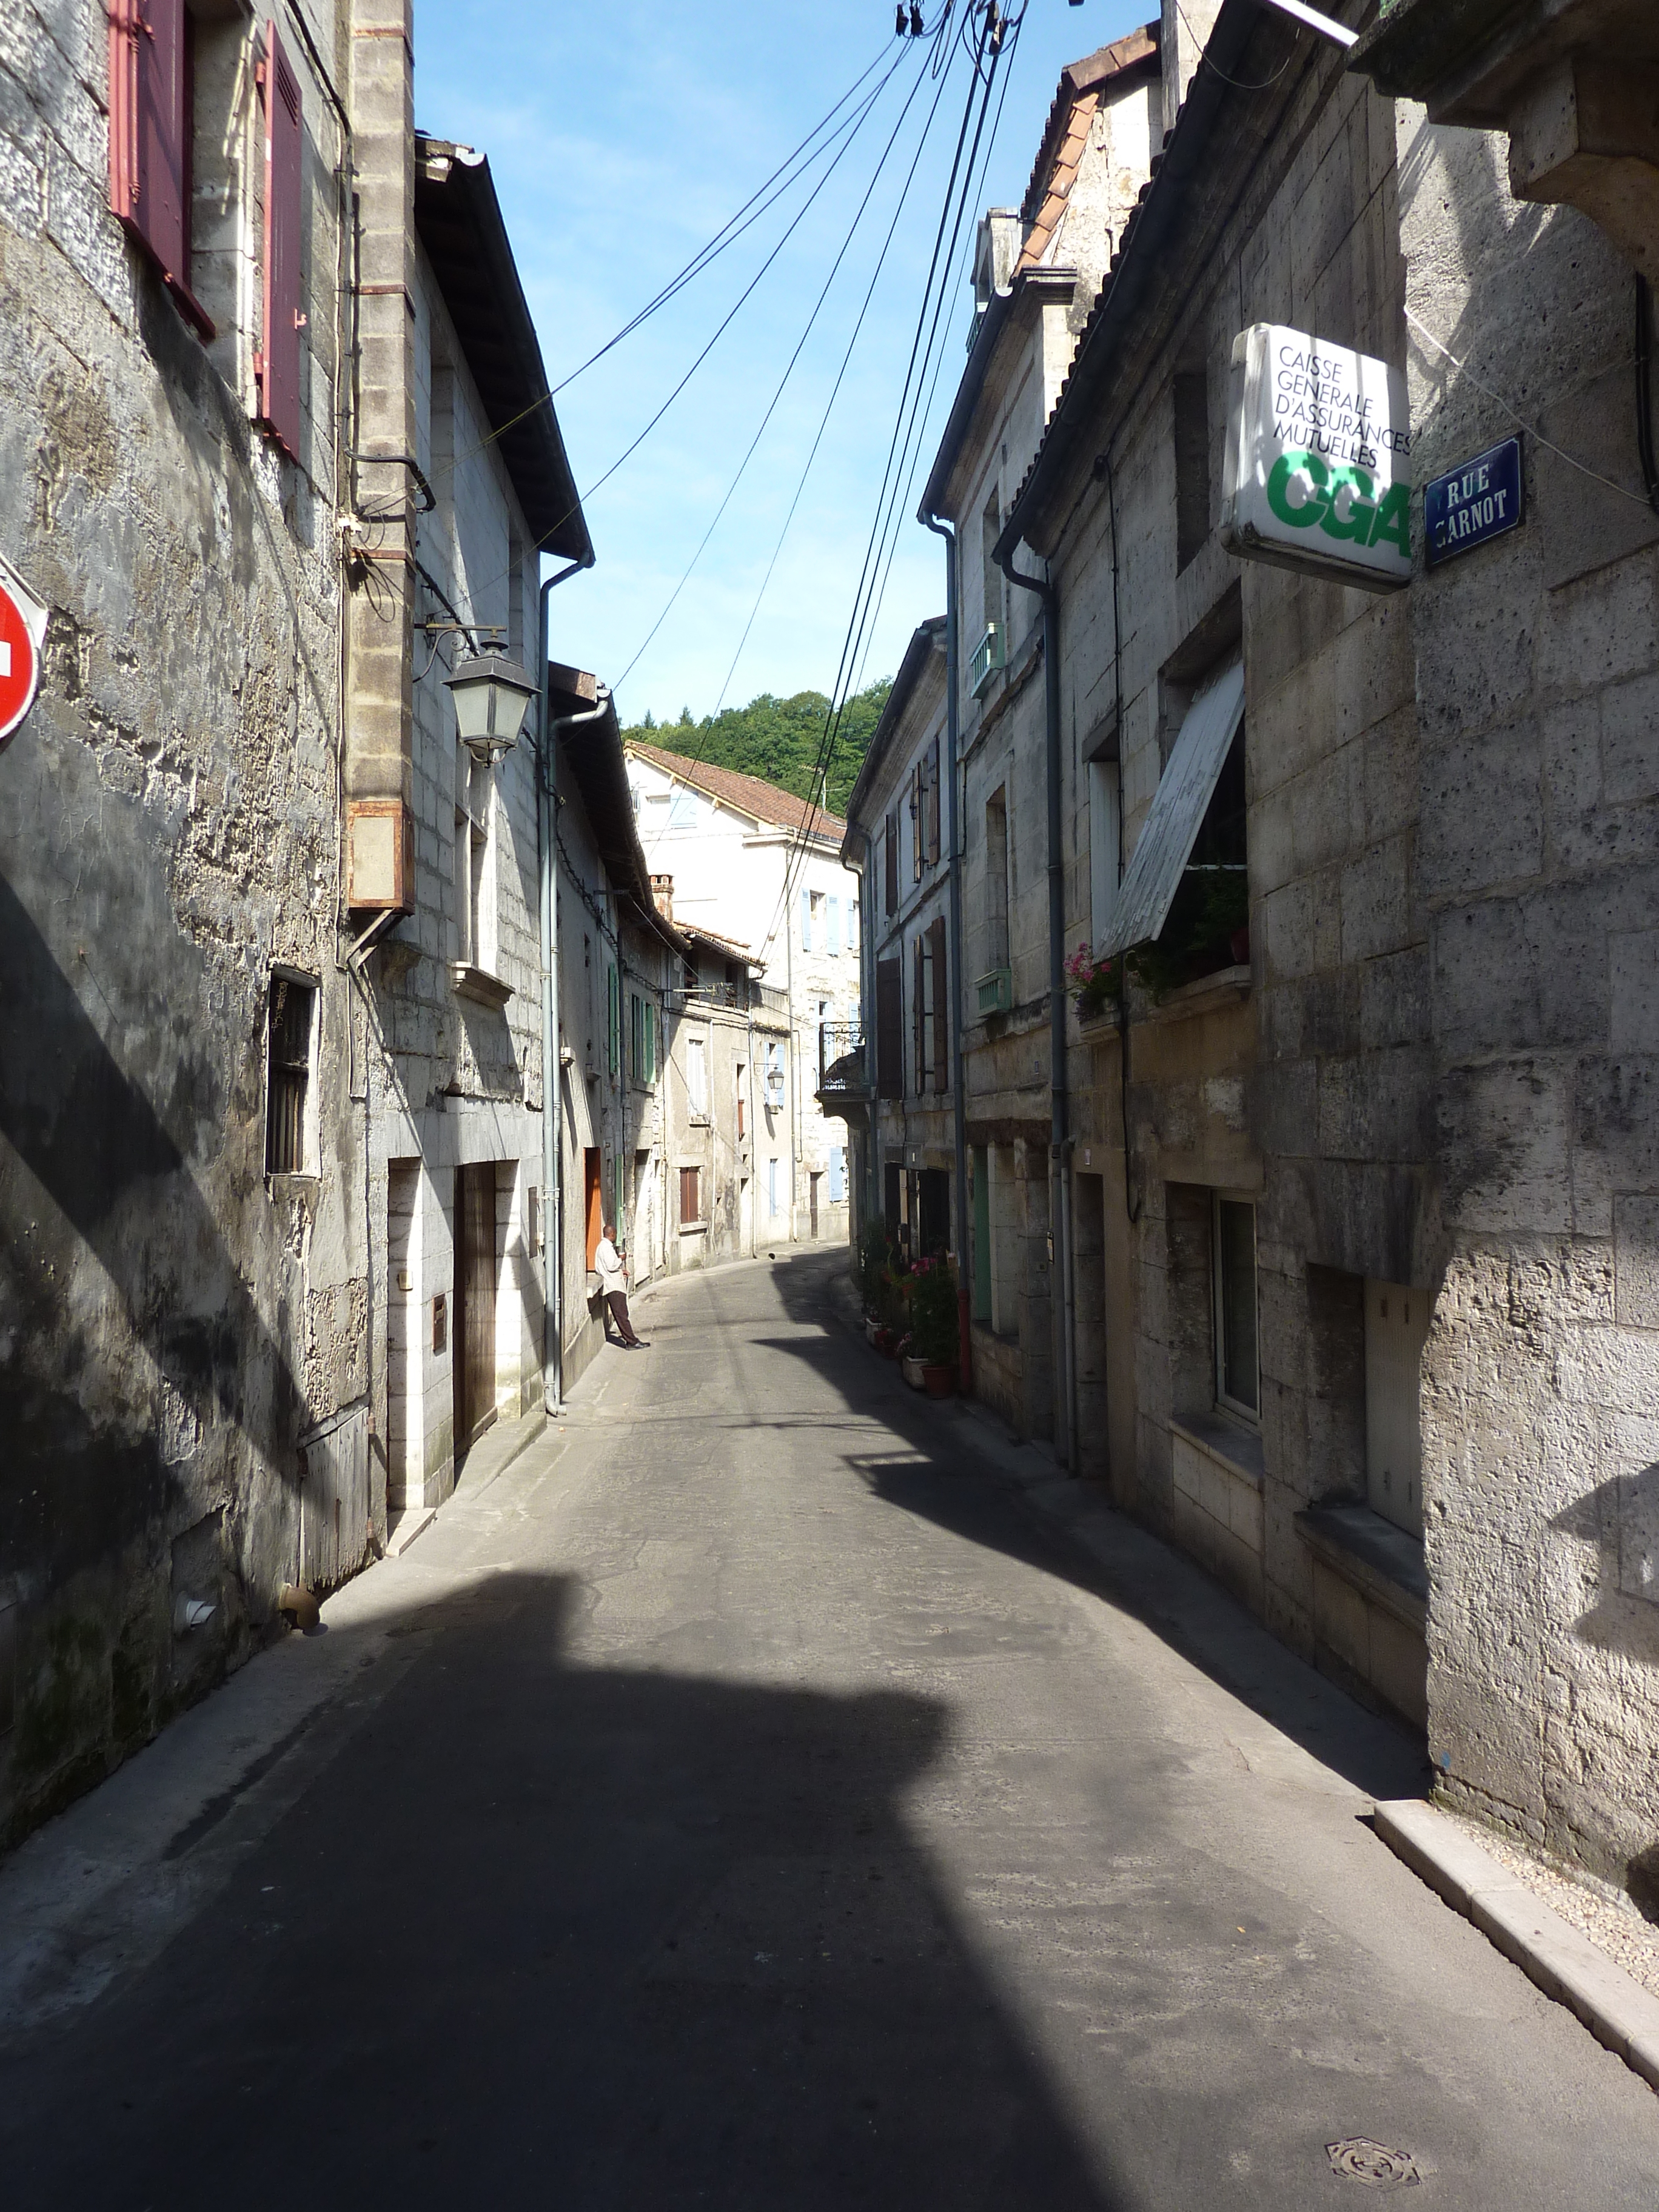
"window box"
1142,962,1251,1026
450,962,513,1011
975,966,1012,1017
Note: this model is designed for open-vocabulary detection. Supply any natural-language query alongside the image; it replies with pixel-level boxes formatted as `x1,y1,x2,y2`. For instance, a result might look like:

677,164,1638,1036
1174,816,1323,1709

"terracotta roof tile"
626,739,848,844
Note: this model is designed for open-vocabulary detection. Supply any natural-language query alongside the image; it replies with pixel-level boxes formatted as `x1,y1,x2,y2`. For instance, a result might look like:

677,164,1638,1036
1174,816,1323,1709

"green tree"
621,678,891,819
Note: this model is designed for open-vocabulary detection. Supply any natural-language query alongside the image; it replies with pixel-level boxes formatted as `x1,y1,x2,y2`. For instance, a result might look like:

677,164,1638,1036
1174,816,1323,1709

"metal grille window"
266,976,314,1175
1213,1195,1259,1419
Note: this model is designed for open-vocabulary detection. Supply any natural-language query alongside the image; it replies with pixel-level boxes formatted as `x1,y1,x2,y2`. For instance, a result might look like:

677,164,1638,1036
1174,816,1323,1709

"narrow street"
2,1250,1657,2208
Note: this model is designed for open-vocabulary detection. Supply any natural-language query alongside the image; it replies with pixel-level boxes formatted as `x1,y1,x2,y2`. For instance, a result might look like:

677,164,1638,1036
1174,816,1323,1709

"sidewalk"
825,1264,1659,2098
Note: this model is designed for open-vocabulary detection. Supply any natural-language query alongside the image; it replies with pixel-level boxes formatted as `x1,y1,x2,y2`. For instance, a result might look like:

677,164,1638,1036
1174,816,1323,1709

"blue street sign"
1424,435,1524,567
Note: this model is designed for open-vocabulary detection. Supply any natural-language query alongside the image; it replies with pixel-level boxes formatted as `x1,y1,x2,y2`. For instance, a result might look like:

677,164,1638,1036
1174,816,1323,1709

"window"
455,751,495,971
876,958,903,1100
971,1146,991,1322
826,897,840,955
828,1146,846,1204
800,888,813,951
1366,1280,1427,1537
1213,1196,1259,1419
984,788,1010,972
668,789,700,829
767,1158,780,1218
265,974,315,1175
628,992,656,1086
764,1039,785,1110
680,1165,702,1226
847,896,860,951
607,964,620,1077
883,808,900,916
736,1062,746,1139
923,737,941,866
686,1034,708,1118
1088,754,1121,950
980,488,1002,646
1175,367,1210,572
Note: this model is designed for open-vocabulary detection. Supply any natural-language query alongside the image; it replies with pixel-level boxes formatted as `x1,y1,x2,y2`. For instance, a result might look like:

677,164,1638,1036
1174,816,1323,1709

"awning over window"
1098,657,1245,959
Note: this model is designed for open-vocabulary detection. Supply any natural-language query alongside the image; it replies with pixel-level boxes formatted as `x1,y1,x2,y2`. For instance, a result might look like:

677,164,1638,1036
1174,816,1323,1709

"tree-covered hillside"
622,679,890,820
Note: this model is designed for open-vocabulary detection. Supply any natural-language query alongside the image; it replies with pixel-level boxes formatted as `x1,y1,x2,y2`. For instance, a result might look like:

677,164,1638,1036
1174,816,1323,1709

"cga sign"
0,551,48,753
1220,324,1412,592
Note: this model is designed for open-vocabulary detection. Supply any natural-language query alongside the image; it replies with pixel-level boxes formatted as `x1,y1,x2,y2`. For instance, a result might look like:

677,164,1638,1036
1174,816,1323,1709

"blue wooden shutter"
826,897,840,954
800,889,812,951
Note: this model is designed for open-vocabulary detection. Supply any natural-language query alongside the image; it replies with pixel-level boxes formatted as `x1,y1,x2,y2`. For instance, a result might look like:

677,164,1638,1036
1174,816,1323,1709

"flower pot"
921,1362,956,1399
864,1316,882,1346
901,1355,928,1390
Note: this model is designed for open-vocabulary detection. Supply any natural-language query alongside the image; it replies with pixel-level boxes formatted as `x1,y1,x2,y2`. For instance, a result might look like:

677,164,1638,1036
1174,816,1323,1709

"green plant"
905,1257,959,1366
1125,866,1248,1001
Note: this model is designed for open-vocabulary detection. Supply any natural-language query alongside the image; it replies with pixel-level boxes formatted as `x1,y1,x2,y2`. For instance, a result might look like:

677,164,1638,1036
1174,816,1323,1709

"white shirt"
594,1236,626,1294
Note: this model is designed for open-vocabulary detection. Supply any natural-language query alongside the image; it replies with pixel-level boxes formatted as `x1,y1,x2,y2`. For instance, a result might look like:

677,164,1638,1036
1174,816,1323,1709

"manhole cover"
1327,2139,1422,2188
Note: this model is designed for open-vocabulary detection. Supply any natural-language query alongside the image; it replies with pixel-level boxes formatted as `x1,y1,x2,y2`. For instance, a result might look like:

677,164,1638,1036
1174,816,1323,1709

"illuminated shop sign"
1220,324,1412,592
1424,437,1523,567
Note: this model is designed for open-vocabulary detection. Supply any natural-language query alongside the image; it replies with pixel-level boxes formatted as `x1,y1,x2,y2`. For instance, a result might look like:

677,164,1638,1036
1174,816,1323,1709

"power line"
757,1,1016,957
765,2,1026,951
613,35,944,700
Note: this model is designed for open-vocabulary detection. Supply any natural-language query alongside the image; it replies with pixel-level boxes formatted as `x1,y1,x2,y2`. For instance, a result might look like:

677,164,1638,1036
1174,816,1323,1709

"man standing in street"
595,1221,646,1349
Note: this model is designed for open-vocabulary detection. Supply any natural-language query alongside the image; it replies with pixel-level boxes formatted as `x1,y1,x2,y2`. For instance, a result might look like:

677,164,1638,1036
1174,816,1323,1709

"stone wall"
0,0,359,1841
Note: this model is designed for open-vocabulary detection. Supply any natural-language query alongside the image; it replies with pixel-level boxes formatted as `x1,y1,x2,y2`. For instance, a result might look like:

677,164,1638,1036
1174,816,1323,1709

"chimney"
651,874,674,923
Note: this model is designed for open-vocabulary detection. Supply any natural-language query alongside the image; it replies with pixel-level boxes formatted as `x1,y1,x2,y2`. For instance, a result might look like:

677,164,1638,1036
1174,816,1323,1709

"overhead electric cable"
709,22,968,718
757,2,1014,954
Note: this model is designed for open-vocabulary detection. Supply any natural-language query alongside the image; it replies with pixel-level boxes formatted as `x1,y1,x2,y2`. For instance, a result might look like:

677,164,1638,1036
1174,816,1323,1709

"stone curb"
1374,1798,1659,2094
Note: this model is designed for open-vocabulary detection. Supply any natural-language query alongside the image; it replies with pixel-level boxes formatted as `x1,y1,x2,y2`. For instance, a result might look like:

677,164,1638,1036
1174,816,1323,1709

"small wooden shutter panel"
913,936,925,1089
109,0,214,338
925,738,942,863
876,957,902,1100
883,813,899,916
258,22,305,458
928,916,948,1092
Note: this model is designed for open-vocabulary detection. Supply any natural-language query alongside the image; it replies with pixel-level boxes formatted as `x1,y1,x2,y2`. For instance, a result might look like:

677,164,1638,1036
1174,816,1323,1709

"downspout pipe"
997,545,1076,1473
923,512,971,1393
537,556,596,1418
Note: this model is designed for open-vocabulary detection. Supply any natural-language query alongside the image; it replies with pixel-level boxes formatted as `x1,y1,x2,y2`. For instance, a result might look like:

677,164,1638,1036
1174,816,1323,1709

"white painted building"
625,742,862,1245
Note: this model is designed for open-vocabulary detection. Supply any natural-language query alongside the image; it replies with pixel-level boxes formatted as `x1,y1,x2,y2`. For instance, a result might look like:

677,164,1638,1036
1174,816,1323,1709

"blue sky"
412,1,1148,722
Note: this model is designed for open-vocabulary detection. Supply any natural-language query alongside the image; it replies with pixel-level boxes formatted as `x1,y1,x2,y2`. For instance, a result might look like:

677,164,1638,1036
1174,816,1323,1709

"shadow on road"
750,1250,1426,1808
0,1569,1124,2208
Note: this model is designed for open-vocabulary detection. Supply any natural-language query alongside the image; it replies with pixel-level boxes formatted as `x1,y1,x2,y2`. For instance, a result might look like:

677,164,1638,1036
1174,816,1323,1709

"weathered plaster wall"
0,0,360,1840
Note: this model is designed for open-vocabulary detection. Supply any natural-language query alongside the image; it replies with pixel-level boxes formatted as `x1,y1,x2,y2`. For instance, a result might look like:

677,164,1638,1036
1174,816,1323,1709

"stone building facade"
873,0,1659,1896
0,0,650,1850
840,619,958,1269
625,741,860,1247
900,26,1161,1439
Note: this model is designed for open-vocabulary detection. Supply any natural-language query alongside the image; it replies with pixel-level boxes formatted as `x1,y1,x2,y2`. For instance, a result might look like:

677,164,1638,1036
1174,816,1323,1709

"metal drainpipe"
923,512,971,1392
863,825,878,1242
537,557,596,1418
997,546,1076,1473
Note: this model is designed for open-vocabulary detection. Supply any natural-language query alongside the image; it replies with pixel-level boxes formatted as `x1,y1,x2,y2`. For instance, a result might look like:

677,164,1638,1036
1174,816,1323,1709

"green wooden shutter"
645,1000,655,1083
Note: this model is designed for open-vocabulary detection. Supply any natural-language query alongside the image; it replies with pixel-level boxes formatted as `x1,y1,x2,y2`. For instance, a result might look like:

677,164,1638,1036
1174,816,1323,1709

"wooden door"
584,1149,603,1267
453,1165,497,1456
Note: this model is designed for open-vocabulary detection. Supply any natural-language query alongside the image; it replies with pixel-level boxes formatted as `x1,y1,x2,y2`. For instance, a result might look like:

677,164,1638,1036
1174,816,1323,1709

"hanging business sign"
1220,324,1412,592
0,552,48,754
1424,435,1523,567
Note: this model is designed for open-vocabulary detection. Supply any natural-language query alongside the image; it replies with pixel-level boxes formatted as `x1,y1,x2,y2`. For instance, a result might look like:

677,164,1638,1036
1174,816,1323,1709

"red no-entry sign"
0,555,47,754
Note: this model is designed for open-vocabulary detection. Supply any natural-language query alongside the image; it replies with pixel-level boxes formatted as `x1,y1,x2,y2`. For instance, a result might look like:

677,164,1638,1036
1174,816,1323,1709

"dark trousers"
605,1290,640,1345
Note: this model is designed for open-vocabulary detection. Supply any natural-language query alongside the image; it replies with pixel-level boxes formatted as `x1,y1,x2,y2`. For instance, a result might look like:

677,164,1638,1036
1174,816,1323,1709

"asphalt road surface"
3,1249,1657,2208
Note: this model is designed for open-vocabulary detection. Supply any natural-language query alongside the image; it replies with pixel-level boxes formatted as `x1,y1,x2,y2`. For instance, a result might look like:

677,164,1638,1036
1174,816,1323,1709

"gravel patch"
1447,1811,1659,2002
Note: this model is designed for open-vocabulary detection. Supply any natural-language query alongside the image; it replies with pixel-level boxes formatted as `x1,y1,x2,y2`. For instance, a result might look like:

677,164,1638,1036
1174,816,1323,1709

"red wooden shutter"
258,21,305,458
109,0,213,338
